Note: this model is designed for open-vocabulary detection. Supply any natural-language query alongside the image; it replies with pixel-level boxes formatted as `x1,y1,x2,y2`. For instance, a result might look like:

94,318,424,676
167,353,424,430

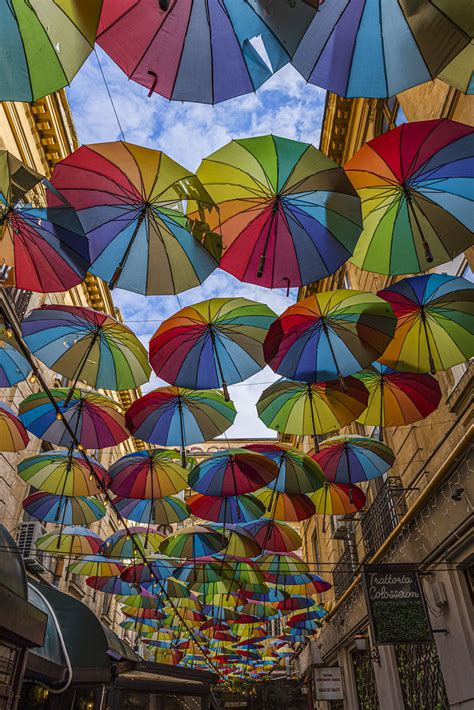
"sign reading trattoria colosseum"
362,564,432,645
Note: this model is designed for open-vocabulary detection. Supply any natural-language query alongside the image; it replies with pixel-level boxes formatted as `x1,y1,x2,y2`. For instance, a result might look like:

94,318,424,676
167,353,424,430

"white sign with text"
314,666,344,700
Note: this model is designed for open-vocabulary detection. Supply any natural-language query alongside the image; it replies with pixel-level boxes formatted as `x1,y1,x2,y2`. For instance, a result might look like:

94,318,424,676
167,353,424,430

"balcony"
361,476,407,561
332,544,358,600
4,287,32,322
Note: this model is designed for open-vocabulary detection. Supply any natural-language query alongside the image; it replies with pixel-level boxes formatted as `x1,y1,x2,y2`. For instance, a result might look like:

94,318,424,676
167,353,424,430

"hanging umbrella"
286,612,325,630
292,0,469,98
112,496,190,526
244,443,325,494
188,449,278,496
254,489,315,523
433,1,473,93
187,493,265,525
49,142,220,295
188,134,361,289
17,450,108,497
0,401,28,452
206,524,262,560
100,527,165,559
353,364,442,435
35,526,102,555
19,388,128,450
86,575,141,596
97,0,316,104
378,274,474,374
256,377,369,439
125,387,236,465
310,435,394,485
244,520,302,553
308,482,366,530
141,577,191,599
121,557,177,585
149,298,276,399
345,119,474,274
108,450,188,499
0,1,102,102
148,648,183,666
0,324,31,387
67,556,125,577
259,553,311,586
284,575,332,595
122,607,165,621
22,304,151,392
264,290,395,384
23,491,106,526
117,593,164,610
0,149,44,204
276,596,316,614
159,526,228,559
172,559,234,587
121,619,160,633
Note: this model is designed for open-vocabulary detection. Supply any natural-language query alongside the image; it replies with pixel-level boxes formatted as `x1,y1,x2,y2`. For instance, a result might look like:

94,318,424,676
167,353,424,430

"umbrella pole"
146,459,154,548
322,483,328,534
344,444,353,503
210,329,229,401
109,210,147,290
379,375,384,442
177,397,187,468
307,384,319,452
321,319,346,391
420,307,436,374
257,203,279,279
64,327,101,404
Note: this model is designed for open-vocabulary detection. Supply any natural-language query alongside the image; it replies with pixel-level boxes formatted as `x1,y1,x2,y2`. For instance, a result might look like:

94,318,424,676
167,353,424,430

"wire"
94,49,126,142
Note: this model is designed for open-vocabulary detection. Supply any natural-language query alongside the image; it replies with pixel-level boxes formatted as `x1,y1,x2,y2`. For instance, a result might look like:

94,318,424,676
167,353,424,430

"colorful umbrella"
310,435,394,485
187,493,265,525
189,134,361,289
259,553,310,586
116,593,164,610
122,607,165,621
112,496,190,526
0,1,102,102
108,450,188,499
0,401,28,451
253,489,315,523
101,527,165,559
125,387,236,464
97,0,316,104
17,450,108,497
0,149,43,204
22,304,151,392
433,1,473,93
244,443,324,494
284,576,332,595
345,119,474,274
308,482,366,530
22,491,106,526
188,449,278,496
49,142,219,295
67,556,125,577
159,526,228,559
121,557,176,585
121,619,160,633
86,575,141,596
19,388,128,450
378,274,474,374
244,520,302,553
168,560,233,587
141,578,191,599
149,298,276,399
256,377,369,438
286,611,325,630
276,596,316,614
292,0,469,98
35,526,102,555
0,324,31,387
206,524,261,559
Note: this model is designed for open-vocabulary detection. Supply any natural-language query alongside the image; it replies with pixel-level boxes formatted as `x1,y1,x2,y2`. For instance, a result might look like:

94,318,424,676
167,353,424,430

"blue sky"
67,49,326,437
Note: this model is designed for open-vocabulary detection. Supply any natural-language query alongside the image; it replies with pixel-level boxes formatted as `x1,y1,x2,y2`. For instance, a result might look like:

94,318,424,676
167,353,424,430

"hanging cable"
94,49,126,142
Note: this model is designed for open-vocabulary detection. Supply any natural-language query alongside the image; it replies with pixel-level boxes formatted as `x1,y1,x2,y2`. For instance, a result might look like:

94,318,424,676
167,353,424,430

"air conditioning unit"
16,521,48,573
332,516,355,539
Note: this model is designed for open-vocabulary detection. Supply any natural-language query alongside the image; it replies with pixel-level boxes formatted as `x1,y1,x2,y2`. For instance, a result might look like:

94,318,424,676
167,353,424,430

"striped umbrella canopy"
112,496,190,527
149,298,276,399
125,387,236,461
86,576,141,596
0,401,28,452
19,388,128,450
121,557,177,585
49,142,219,295
354,363,442,433
244,443,325,494
17,450,108,497
159,526,228,560
433,1,473,94
284,575,332,595
100,527,165,559
0,324,30,387
147,649,182,666
116,593,164,610
35,526,102,556
309,482,366,515
188,134,361,289
0,1,102,102
264,290,396,384
259,553,310,586
122,607,165,621
345,120,474,274
108,450,189,499
141,577,192,599
286,613,324,631
256,377,369,438
22,491,106,526
22,304,151,392
292,0,469,98
310,435,394,485
206,524,262,559
276,596,316,614
254,489,315,523
244,520,302,553
172,559,234,587
121,619,160,633
67,556,125,577
378,274,474,374
97,0,316,104
187,493,265,525
188,449,278,496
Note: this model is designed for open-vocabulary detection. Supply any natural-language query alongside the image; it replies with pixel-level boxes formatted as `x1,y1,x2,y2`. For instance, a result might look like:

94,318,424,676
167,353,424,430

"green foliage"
372,600,432,644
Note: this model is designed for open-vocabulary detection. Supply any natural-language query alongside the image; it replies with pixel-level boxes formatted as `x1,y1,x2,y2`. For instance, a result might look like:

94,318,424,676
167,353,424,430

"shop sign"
362,563,432,645
313,666,344,700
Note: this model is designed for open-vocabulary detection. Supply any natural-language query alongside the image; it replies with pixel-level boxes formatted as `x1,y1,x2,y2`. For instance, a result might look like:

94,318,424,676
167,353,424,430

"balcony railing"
332,543,358,600
5,287,32,322
361,476,407,561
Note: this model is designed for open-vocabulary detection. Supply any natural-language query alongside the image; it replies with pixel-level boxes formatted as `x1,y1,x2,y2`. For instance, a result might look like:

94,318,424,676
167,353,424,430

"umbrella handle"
147,71,158,97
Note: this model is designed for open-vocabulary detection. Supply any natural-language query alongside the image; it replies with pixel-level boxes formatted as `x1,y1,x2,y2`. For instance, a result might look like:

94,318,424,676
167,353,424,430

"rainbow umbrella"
149,298,276,400
159,526,228,559
188,449,278,496
284,576,332,595
378,274,474,374
0,401,28,451
86,576,141,596
100,527,165,559
259,553,310,586
125,387,236,465
142,578,192,599
22,304,151,392
50,142,219,295
35,526,102,555
345,120,474,274
256,377,369,440
23,491,106,526
206,524,261,559
173,559,234,587
292,1,469,98
276,596,316,614
286,613,324,631
17,450,108,497
264,290,395,384
108,450,188,499
67,556,125,577
112,496,190,526
0,324,30,387
96,1,315,104
244,443,324,494
354,363,442,435
189,135,361,289
121,557,176,585
187,493,265,525
122,607,165,621
19,388,128,450
117,593,164,610
121,619,160,633
254,489,315,523
308,481,366,530
148,649,182,666
244,520,302,553
310,435,394,485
